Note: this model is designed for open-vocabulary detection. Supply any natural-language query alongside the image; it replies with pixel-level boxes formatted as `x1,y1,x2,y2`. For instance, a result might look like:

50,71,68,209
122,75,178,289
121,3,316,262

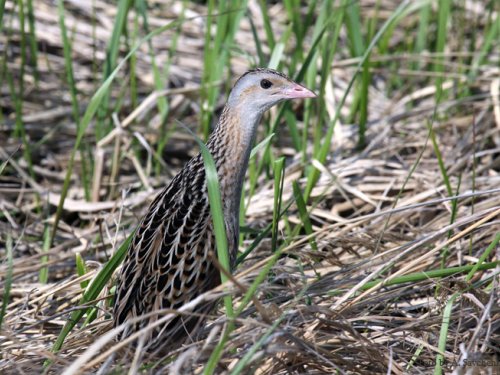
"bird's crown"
234,68,291,87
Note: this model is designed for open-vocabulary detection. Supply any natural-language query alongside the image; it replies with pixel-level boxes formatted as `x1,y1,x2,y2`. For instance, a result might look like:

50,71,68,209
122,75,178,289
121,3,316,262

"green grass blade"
345,0,365,57
135,0,170,122
0,0,6,31
407,344,425,371
292,181,317,251
413,1,431,70
306,1,341,162
182,123,234,375
271,157,285,252
95,0,130,139
39,224,50,283
129,11,139,109
284,106,301,150
237,199,295,266
250,133,274,160
205,157,288,373
56,0,90,201
15,0,26,102
176,122,234,375
50,231,134,355
257,0,275,50
177,121,233,314
268,42,285,70
469,12,499,80
466,233,500,283
358,58,370,149
56,0,80,127
75,252,89,289
236,223,272,267
304,0,415,200
245,130,275,212
231,279,311,375
49,17,186,249
201,1,247,138
434,0,451,101
25,0,38,83
230,317,283,375
0,158,7,175
248,14,265,66
355,262,499,293
40,20,187,336
7,69,40,212
434,292,459,375
248,6,344,205
0,233,13,330
219,198,305,371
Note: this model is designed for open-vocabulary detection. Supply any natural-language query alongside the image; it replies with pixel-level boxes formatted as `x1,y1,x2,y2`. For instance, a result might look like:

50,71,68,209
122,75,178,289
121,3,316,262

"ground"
0,1,499,374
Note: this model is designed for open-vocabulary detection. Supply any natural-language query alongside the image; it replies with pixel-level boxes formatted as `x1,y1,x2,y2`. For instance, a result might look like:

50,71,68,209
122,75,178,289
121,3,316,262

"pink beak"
283,83,317,99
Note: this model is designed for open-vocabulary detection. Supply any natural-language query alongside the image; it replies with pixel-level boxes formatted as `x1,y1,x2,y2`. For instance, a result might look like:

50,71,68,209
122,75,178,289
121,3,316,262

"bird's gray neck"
206,103,262,224
209,103,263,165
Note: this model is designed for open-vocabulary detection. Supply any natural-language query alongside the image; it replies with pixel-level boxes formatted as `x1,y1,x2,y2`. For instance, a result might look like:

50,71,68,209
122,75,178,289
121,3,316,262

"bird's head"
227,68,316,115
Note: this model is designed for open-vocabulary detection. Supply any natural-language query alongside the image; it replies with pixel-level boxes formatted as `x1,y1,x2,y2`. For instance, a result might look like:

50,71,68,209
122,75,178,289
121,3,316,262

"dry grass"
1,1,499,374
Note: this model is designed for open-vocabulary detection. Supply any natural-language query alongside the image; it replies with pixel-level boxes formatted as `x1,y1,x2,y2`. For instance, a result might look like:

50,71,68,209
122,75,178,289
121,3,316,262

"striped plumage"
113,68,316,350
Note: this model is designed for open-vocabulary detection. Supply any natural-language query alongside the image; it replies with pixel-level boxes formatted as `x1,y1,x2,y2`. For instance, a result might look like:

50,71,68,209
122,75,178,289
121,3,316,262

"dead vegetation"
1,1,499,374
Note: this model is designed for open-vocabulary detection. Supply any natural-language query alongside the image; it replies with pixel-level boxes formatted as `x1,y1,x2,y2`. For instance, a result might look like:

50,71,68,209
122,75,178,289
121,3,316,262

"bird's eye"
260,79,273,89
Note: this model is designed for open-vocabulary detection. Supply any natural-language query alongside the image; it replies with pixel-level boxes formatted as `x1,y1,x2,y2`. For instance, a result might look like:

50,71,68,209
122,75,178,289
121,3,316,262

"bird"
113,68,316,351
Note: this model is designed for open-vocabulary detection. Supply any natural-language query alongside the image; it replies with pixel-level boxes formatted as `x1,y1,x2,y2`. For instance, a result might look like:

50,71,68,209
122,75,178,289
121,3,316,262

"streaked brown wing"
113,157,219,342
